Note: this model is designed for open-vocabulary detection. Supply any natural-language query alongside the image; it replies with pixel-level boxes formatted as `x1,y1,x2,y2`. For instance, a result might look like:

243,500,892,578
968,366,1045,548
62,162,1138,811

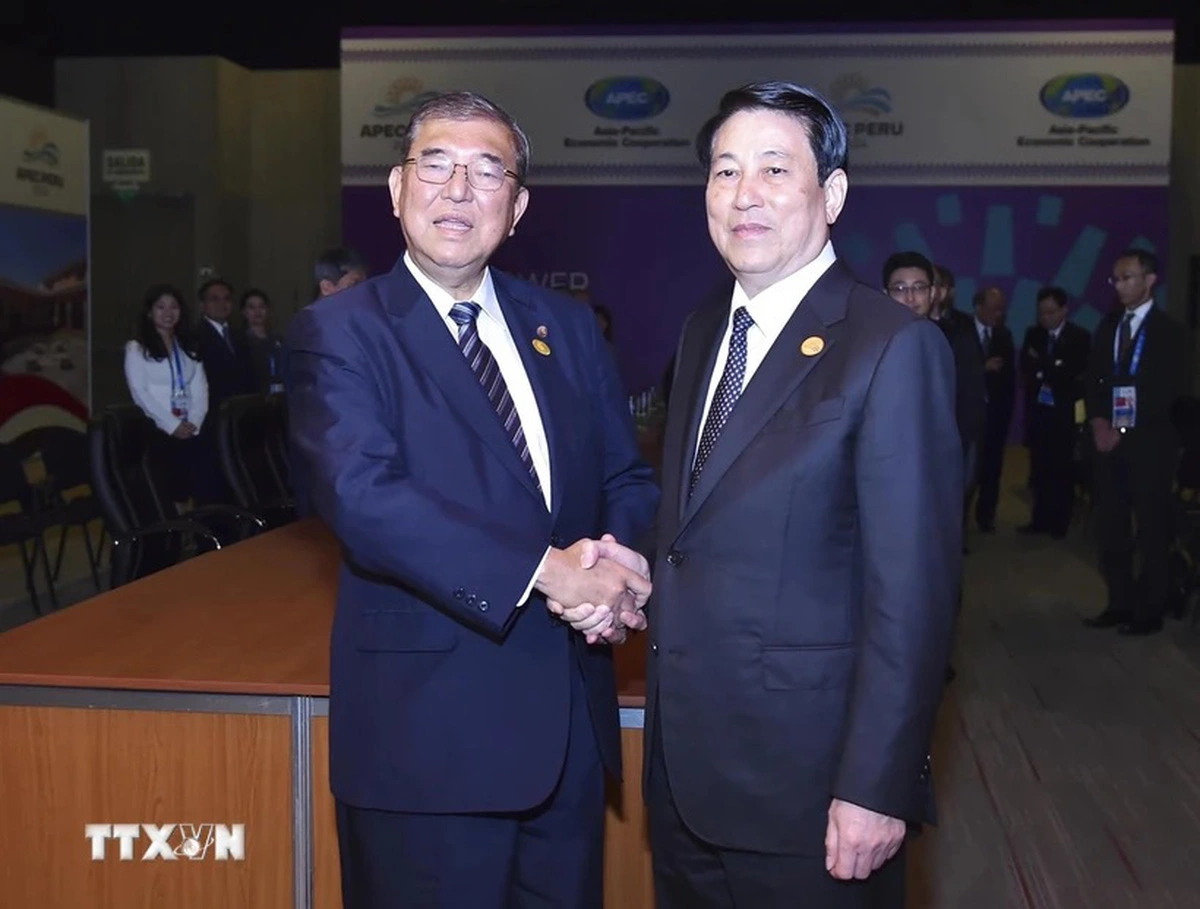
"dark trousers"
1093,439,1177,621
974,415,1009,530
646,719,906,909
335,663,605,908
1028,407,1078,535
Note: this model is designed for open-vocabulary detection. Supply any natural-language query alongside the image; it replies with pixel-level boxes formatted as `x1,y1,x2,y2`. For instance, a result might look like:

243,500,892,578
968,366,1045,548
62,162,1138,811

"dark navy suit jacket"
285,258,658,814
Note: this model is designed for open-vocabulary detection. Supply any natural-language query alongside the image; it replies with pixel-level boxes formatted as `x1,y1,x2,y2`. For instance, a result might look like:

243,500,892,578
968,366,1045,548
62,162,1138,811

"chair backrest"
89,405,175,536
88,415,134,536
0,441,35,511
218,394,291,511
21,425,91,494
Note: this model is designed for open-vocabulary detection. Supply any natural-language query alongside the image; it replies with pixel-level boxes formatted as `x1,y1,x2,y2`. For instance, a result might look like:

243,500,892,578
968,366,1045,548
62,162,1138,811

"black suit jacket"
1020,321,1090,429
974,320,1016,426
645,262,962,855
1085,306,1186,451
194,319,256,418
936,315,986,454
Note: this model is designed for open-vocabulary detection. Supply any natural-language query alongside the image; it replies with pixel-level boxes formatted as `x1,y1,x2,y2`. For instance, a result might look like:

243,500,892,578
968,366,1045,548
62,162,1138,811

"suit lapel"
381,261,542,502
678,263,853,532
662,304,727,527
493,274,570,521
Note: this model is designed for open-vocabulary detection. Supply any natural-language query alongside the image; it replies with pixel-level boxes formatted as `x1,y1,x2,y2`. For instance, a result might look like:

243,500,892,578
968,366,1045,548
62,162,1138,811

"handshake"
534,534,652,645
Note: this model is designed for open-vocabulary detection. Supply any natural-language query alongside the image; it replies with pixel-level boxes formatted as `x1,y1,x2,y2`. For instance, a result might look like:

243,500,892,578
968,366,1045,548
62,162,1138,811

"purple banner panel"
344,183,1168,408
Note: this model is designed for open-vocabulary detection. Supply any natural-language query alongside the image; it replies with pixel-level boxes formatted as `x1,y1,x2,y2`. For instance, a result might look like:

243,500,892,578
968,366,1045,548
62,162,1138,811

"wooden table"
0,520,653,909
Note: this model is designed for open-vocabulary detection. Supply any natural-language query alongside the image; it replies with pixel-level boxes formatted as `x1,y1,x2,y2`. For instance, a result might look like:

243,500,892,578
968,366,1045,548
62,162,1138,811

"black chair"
88,404,267,588
14,425,105,593
0,442,57,614
217,394,295,528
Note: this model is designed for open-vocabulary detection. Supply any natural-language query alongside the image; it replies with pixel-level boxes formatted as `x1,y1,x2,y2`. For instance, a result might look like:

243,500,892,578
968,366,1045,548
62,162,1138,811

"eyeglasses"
887,282,932,297
1108,272,1148,286
404,155,520,192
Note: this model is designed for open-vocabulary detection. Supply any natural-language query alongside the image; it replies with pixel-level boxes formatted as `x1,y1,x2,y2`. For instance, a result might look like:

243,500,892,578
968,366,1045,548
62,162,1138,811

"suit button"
651,643,658,654
550,534,562,547
666,550,684,566
453,588,465,600
478,600,489,612
466,594,477,607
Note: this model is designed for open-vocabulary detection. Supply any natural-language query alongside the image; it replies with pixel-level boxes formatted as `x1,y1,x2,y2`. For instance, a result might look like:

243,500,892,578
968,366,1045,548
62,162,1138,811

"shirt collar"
204,316,227,332
730,241,836,337
404,251,500,325
1125,298,1154,324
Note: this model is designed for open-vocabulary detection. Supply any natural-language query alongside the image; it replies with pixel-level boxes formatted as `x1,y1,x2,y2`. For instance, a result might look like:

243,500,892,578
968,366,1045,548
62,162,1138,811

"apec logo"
584,77,670,120
1039,73,1130,119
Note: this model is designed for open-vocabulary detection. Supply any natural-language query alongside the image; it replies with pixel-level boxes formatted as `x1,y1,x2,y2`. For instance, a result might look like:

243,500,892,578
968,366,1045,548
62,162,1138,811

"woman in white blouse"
123,284,209,500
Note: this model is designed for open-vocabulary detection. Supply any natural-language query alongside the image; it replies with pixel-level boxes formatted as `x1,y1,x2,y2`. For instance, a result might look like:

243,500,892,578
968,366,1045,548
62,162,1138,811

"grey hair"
399,91,531,185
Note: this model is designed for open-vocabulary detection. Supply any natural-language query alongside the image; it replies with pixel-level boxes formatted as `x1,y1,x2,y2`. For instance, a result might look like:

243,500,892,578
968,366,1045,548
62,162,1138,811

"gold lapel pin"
532,339,551,356
536,325,548,338
800,336,825,357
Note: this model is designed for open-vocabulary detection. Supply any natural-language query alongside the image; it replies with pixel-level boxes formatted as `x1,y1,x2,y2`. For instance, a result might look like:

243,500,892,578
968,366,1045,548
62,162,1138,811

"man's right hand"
1091,417,1120,453
536,538,652,640
172,421,197,439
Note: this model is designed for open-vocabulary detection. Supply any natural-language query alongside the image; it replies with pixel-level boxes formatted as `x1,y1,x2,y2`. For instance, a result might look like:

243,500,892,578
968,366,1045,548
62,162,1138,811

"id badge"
1036,384,1055,406
269,382,285,395
1112,385,1136,430
171,390,189,421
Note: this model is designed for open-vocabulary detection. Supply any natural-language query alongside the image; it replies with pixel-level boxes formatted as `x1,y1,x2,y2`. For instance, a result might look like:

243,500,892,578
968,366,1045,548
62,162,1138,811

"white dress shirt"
404,253,552,606
693,241,837,467
1112,298,1154,364
123,339,209,434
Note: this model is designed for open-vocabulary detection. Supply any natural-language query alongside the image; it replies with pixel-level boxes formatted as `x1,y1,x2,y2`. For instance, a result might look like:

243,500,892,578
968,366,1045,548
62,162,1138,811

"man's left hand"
824,798,906,880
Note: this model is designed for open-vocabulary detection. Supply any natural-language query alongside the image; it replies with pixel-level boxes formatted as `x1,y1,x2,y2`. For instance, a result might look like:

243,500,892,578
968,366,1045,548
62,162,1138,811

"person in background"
240,288,286,395
932,264,972,336
1018,286,1090,538
193,278,256,503
1084,249,1186,636
123,283,208,505
315,247,368,298
884,251,985,495
972,286,1016,533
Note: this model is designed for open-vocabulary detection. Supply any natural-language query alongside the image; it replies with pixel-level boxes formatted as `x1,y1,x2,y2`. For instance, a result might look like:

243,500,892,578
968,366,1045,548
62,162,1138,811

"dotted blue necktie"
449,302,541,492
691,306,754,496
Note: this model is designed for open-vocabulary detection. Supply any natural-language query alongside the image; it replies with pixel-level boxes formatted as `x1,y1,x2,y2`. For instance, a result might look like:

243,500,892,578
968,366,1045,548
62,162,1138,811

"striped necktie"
448,302,541,491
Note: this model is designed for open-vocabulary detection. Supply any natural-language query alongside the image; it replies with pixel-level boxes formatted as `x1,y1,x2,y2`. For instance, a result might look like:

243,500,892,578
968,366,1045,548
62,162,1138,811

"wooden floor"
910,454,1200,908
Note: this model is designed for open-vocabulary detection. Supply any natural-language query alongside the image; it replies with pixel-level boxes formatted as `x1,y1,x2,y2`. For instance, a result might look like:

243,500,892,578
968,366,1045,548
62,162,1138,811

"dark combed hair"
695,80,848,185
197,277,233,302
398,91,532,185
1118,247,1158,276
882,251,935,288
1037,285,1068,308
135,283,198,361
240,287,270,310
313,248,367,286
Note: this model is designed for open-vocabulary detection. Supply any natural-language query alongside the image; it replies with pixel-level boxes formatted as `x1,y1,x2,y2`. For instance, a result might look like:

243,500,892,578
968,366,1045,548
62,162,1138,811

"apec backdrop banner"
341,22,1173,395
0,95,91,441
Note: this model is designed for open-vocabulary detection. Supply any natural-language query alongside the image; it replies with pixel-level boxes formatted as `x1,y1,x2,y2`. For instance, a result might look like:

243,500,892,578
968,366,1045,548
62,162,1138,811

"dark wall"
0,43,53,107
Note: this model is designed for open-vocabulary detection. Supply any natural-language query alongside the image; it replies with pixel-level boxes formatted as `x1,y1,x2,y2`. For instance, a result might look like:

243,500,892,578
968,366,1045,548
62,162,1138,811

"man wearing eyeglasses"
285,91,659,907
884,252,984,493
1083,248,1186,636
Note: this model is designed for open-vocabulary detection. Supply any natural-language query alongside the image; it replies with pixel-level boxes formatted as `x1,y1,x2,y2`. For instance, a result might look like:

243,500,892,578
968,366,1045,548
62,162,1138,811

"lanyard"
168,341,187,393
1116,323,1147,376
